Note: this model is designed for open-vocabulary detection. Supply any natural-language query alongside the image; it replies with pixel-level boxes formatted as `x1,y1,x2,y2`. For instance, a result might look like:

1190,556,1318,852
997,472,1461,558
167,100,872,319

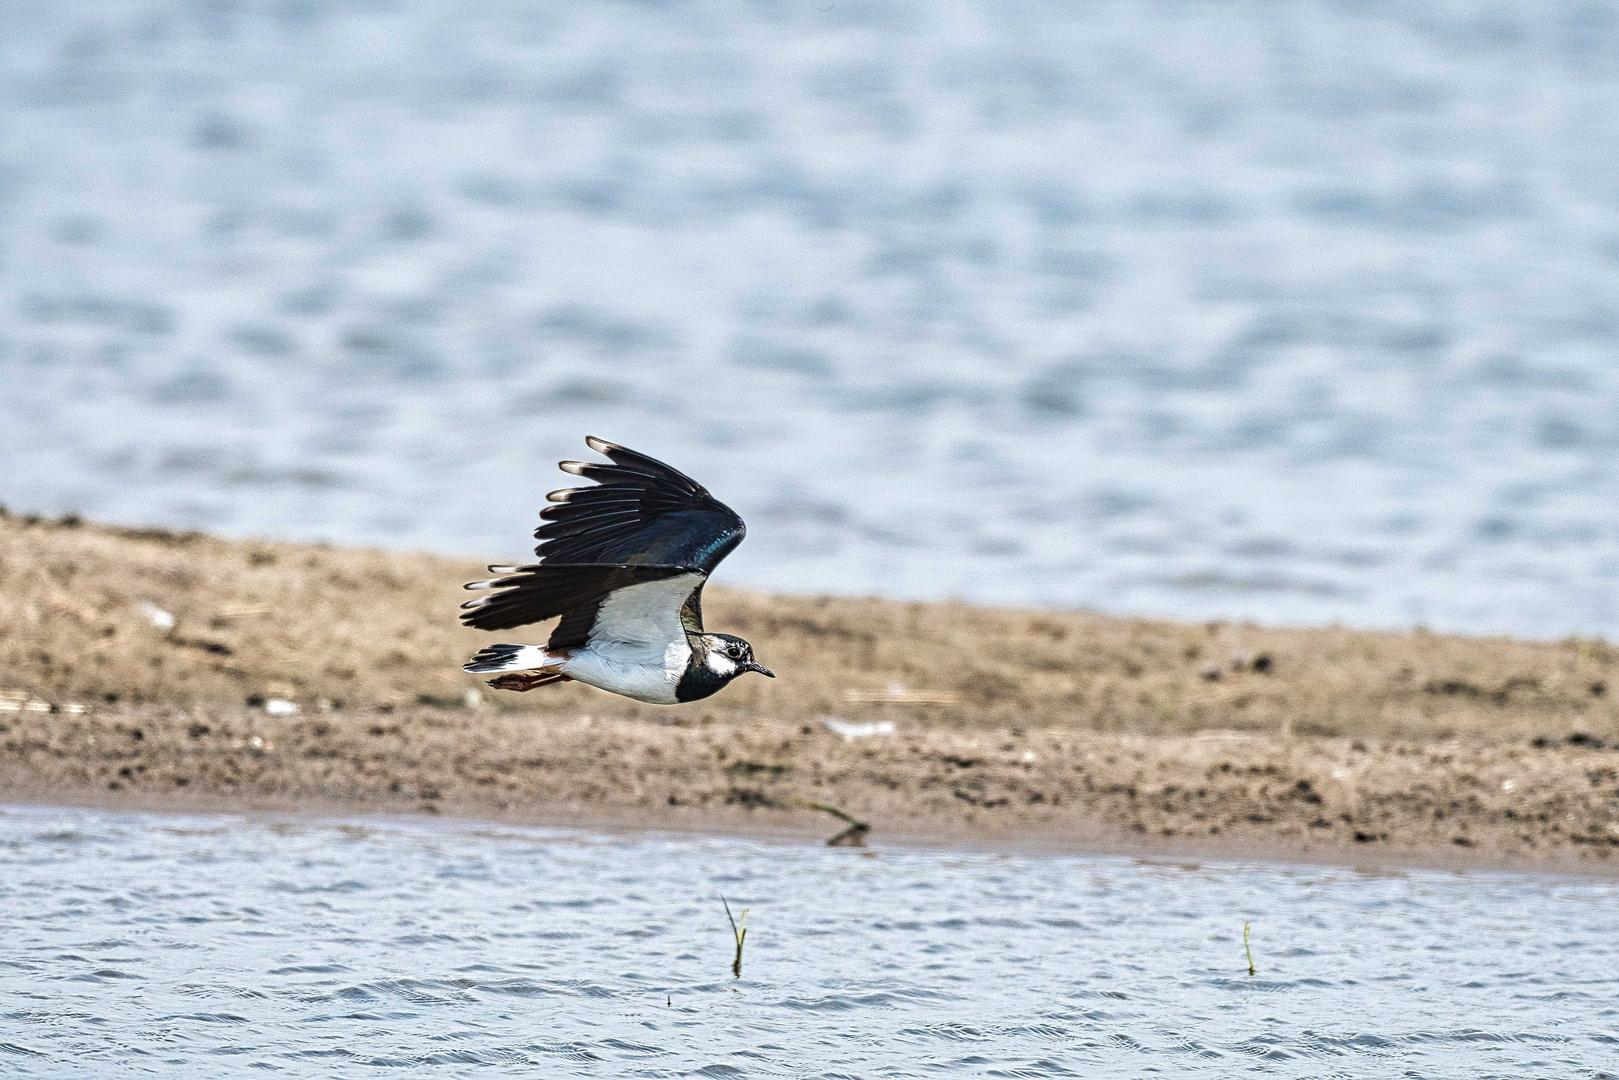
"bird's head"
700,633,775,681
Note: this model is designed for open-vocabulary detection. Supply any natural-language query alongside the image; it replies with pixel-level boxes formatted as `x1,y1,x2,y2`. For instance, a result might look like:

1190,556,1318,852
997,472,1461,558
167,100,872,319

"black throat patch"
674,649,736,703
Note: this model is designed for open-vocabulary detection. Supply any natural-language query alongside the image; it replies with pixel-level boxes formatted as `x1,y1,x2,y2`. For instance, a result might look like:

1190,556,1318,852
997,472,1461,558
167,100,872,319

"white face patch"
705,652,738,677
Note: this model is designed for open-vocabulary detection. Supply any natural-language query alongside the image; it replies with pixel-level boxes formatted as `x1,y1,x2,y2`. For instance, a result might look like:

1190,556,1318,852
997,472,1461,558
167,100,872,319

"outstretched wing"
460,562,698,635
536,436,746,575
459,438,741,641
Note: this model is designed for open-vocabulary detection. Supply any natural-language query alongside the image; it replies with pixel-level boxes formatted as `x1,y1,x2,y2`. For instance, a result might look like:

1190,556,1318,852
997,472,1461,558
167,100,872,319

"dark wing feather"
459,562,695,634
458,439,737,644
679,581,705,636
535,437,746,574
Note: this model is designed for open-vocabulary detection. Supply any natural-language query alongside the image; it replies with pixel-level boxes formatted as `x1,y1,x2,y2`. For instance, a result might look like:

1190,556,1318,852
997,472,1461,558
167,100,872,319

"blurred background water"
2,805,1616,1078
6,1,1619,635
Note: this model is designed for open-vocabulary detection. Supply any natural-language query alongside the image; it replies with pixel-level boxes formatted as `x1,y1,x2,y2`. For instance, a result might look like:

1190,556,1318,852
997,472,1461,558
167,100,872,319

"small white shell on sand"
818,716,895,741
263,698,298,716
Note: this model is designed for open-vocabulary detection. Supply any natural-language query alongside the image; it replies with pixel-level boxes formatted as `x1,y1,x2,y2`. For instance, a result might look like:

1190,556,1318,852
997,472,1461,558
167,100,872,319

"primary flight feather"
459,436,773,703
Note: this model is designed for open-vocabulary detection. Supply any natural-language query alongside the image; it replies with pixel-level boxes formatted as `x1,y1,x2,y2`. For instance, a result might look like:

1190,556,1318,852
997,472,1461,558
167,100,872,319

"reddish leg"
487,672,571,692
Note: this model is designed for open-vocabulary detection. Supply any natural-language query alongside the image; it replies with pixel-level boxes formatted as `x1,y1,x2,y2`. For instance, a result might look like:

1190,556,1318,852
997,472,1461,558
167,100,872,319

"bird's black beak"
746,661,775,678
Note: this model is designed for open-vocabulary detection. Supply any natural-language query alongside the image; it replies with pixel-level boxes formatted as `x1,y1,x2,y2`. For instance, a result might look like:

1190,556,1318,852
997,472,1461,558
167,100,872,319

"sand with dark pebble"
3,512,1617,870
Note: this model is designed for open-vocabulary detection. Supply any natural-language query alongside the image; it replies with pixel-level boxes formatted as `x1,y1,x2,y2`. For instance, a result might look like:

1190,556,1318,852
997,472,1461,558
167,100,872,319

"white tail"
463,644,556,674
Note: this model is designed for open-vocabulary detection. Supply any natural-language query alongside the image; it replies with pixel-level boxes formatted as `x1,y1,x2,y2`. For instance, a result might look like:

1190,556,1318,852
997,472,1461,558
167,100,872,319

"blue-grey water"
0,805,1616,1078
6,1,1619,635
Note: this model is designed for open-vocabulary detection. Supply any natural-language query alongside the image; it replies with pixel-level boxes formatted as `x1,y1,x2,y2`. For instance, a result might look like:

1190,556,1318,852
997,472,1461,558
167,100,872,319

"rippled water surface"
0,806,1616,1077
8,3,1619,634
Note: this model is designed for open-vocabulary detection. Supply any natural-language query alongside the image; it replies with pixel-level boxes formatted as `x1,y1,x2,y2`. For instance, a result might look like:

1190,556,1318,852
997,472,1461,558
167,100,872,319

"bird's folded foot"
486,672,571,692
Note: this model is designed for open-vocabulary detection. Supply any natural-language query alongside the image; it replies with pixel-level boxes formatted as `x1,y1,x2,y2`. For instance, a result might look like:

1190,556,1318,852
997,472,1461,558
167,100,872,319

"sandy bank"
3,512,1618,870
5,702,1619,873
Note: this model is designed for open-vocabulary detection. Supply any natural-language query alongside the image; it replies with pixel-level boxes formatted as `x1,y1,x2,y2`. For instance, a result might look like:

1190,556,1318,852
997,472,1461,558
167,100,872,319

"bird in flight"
459,437,774,703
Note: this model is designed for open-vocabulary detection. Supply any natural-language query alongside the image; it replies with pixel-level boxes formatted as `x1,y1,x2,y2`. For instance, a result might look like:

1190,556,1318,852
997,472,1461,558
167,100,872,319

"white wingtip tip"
585,435,618,454
558,460,587,476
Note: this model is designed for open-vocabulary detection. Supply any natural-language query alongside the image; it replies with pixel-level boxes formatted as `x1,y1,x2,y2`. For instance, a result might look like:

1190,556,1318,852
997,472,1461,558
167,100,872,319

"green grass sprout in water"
722,896,749,979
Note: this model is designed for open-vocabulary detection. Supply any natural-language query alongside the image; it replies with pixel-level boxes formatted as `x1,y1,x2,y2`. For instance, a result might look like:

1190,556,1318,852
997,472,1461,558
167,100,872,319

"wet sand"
3,512,1618,871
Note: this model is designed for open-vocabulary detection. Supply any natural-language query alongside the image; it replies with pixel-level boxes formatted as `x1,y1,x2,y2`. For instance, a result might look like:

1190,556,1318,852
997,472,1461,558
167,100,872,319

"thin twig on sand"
790,798,872,846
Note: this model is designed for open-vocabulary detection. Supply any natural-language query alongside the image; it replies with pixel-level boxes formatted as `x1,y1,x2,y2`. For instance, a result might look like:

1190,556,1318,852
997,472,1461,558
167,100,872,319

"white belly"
558,638,690,704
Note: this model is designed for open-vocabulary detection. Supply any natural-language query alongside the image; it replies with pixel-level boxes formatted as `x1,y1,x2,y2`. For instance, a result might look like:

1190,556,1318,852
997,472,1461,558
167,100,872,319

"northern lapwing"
459,437,774,703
